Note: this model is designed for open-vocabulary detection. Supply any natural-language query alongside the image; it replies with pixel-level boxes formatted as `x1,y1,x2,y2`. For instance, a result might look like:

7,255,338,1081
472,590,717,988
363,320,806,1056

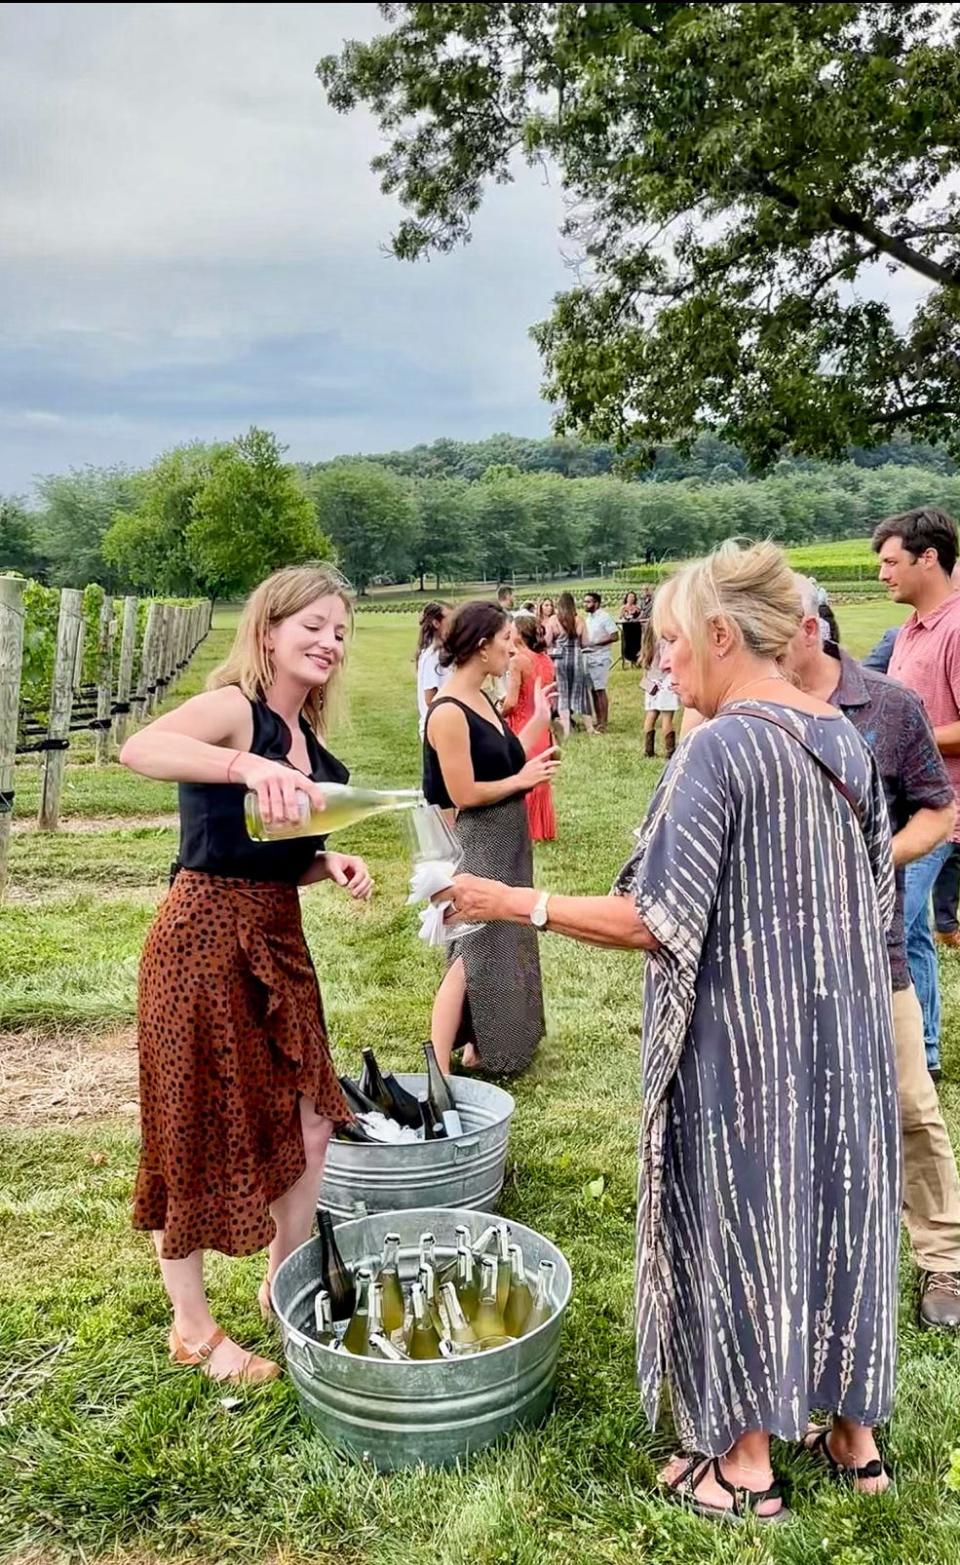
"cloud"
0,2,570,493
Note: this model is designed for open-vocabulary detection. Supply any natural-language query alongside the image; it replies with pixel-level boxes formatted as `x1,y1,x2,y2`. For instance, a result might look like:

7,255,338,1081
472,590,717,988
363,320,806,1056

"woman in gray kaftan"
615,701,900,1457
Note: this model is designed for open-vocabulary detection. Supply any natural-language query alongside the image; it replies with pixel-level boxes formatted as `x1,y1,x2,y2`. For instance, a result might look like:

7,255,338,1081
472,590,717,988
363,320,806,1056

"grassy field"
7,596,960,1565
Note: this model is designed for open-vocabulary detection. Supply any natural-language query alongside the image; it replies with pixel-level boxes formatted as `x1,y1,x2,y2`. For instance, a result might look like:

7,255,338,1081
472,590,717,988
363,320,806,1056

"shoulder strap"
725,705,863,827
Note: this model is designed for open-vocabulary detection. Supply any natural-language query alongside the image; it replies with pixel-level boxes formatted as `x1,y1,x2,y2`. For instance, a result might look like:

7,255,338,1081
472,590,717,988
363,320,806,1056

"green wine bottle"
407,1280,442,1360
472,1255,507,1342
317,1209,356,1321
419,1232,438,1274
453,1237,480,1322
358,1048,394,1117
418,1261,445,1335
244,784,423,842
342,1267,373,1355
376,1232,405,1337
518,1260,557,1335
365,1282,405,1359
440,1281,478,1348
503,1244,533,1337
495,1223,512,1312
423,1041,454,1122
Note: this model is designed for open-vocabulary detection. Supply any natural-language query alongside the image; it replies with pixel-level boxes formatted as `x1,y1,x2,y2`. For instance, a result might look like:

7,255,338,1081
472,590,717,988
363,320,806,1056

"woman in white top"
416,602,451,739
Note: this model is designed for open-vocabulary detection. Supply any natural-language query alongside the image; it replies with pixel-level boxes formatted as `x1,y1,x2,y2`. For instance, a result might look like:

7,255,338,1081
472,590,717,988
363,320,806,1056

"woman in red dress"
502,614,557,842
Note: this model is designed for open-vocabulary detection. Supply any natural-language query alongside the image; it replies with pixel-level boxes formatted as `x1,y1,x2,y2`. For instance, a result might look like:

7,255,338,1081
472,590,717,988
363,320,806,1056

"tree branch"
873,401,959,423
758,176,960,289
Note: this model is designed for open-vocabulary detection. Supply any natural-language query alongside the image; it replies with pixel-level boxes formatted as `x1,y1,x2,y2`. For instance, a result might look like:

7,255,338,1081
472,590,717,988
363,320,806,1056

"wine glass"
405,803,464,870
404,805,484,939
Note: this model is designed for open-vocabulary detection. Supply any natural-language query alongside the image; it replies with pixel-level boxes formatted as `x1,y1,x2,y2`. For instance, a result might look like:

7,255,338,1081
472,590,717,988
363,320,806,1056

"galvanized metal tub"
319,1074,515,1220
272,1205,572,1470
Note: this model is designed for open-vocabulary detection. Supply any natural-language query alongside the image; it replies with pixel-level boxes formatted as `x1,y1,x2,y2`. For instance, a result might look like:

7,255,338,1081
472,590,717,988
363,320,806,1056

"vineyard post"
113,596,138,749
72,612,86,693
39,587,83,831
137,601,162,718
176,605,189,679
94,594,115,766
154,604,174,709
0,576,26,895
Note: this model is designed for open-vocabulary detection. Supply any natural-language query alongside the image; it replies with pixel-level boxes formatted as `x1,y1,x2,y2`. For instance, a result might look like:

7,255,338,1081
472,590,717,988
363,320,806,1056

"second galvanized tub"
319,1073,515,1219
272,1206,572,1470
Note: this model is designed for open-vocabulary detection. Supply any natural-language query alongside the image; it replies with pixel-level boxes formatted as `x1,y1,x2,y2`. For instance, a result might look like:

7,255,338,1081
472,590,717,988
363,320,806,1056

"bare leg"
595,690,609,731
431,956,468,1073
266,1098,333,1288
660,1431,782,1517
558,710,571,740
804,1418,890,1495
152,1234,261,1378
661,711,675,740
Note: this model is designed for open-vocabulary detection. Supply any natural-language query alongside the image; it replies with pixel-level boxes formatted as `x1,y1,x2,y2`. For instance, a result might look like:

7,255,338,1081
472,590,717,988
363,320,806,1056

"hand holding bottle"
517,746,560,792
238,754,329,826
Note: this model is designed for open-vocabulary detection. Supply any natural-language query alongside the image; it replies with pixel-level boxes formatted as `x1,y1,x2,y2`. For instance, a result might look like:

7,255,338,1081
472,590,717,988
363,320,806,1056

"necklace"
722,672,787,705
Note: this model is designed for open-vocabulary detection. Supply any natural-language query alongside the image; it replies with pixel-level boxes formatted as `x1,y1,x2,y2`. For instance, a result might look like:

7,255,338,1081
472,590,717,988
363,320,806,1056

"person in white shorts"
582,591,619,732
641,620,680,758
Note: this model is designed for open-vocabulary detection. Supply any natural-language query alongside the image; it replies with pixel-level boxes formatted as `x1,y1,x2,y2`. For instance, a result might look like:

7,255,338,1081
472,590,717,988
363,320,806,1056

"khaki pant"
894,985,960,1271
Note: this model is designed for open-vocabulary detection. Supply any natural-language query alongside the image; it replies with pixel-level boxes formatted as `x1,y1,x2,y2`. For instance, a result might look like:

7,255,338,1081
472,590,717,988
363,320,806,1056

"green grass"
4,597,960,1565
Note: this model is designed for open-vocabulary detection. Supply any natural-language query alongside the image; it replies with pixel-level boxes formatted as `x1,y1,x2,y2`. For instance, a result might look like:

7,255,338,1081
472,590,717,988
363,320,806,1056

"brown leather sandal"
168,1326,281,1385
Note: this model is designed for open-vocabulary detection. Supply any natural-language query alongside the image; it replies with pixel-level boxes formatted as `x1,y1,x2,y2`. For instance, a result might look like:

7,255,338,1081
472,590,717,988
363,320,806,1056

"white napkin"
407,858,459,946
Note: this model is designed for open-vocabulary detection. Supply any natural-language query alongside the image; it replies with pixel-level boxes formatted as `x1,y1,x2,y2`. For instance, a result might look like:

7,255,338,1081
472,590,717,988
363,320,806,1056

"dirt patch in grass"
0,1025,140,1127
12,814,178,834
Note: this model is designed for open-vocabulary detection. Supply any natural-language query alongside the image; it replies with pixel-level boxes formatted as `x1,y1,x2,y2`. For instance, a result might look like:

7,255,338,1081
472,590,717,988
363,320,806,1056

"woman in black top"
120,565,371,1386
424,601,559,1075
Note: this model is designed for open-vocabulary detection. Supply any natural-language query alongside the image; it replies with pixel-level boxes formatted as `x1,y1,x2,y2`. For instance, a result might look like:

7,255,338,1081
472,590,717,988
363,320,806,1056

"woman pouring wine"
120,564,372,1386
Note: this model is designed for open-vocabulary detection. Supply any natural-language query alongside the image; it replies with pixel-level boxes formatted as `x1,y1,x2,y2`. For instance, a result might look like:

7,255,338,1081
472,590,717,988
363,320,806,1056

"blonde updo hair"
653,540,802,672
208,562,353,735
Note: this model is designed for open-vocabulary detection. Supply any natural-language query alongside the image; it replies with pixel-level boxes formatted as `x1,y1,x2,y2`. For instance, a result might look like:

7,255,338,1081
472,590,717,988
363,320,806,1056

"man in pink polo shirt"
874,506,960,1079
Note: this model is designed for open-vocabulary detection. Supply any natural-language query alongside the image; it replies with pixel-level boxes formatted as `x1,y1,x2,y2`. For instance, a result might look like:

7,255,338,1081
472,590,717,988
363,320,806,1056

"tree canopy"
319,2,960,467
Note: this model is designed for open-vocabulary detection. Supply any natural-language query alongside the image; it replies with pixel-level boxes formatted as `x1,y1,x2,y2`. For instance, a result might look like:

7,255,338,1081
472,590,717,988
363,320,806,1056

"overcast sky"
0,2,571,498
1,2,936,502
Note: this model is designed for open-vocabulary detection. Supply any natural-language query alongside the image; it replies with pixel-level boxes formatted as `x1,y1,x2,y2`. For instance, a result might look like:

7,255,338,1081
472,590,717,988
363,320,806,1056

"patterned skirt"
133,870,349,1260
553,638,594,717
449,796,545,1073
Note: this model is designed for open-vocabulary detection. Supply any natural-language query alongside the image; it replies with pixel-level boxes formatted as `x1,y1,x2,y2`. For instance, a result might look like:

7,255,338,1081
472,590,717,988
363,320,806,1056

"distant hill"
302,431,956,484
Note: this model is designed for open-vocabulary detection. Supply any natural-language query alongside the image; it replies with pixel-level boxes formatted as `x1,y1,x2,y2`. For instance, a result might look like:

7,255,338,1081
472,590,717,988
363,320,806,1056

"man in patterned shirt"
785,577,960,1330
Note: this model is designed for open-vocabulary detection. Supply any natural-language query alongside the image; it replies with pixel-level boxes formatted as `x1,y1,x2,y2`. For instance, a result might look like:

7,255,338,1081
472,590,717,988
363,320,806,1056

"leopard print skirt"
133,870,348,1259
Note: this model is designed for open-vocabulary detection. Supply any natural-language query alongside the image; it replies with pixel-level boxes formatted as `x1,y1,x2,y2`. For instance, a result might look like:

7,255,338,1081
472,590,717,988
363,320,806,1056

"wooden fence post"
153,604,173,710
113,595,138,749
94,594,114,766
137,602,161,718
72,611,86,692
39,587,82,831
0,576,26,895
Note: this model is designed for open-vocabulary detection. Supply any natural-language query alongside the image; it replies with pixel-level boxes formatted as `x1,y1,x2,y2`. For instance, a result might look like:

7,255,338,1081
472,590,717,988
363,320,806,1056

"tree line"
4,427,960,599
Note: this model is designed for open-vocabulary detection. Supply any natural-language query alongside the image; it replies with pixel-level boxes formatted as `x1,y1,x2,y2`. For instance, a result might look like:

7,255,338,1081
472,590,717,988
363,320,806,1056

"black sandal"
800,1428,893,1492
663,1454,788,1524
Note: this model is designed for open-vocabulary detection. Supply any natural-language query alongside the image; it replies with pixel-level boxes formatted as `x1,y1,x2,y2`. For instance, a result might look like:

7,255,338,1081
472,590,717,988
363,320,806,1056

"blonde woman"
120,565,372,1385
441,542,900,1521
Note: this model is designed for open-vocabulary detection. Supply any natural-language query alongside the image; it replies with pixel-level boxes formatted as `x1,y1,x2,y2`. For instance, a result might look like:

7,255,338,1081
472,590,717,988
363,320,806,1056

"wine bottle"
368,1332,408,1361
439,1224,471,1285
471,1223,498,1257
407,1281,441,1360
418,1095,445,1140
376,1232,405,1336
313,1287,336,1345
334,1119,378,1144
358,1048,395,1117
338,1076,380,1117
423,1042,455,1123
503,1244,533,1337
342,1267,373,1355
245,783,424,843
418,1261,445,1336
317,1209,356,1321
518,1260,557,1336
453,1237,480,1321
472,1255,507,1342
495,1224,512,1313
440,1281,478,1348
419,1232,438,1273
383,1072,422,1131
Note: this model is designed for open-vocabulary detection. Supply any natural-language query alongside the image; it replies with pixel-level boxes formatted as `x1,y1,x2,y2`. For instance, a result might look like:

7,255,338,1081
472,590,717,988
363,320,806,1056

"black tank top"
176,698,350,882
423,694,526,810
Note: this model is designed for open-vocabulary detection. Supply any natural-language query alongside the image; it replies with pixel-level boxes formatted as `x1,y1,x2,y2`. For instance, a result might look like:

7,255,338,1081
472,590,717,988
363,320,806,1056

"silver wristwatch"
530,891,551,930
